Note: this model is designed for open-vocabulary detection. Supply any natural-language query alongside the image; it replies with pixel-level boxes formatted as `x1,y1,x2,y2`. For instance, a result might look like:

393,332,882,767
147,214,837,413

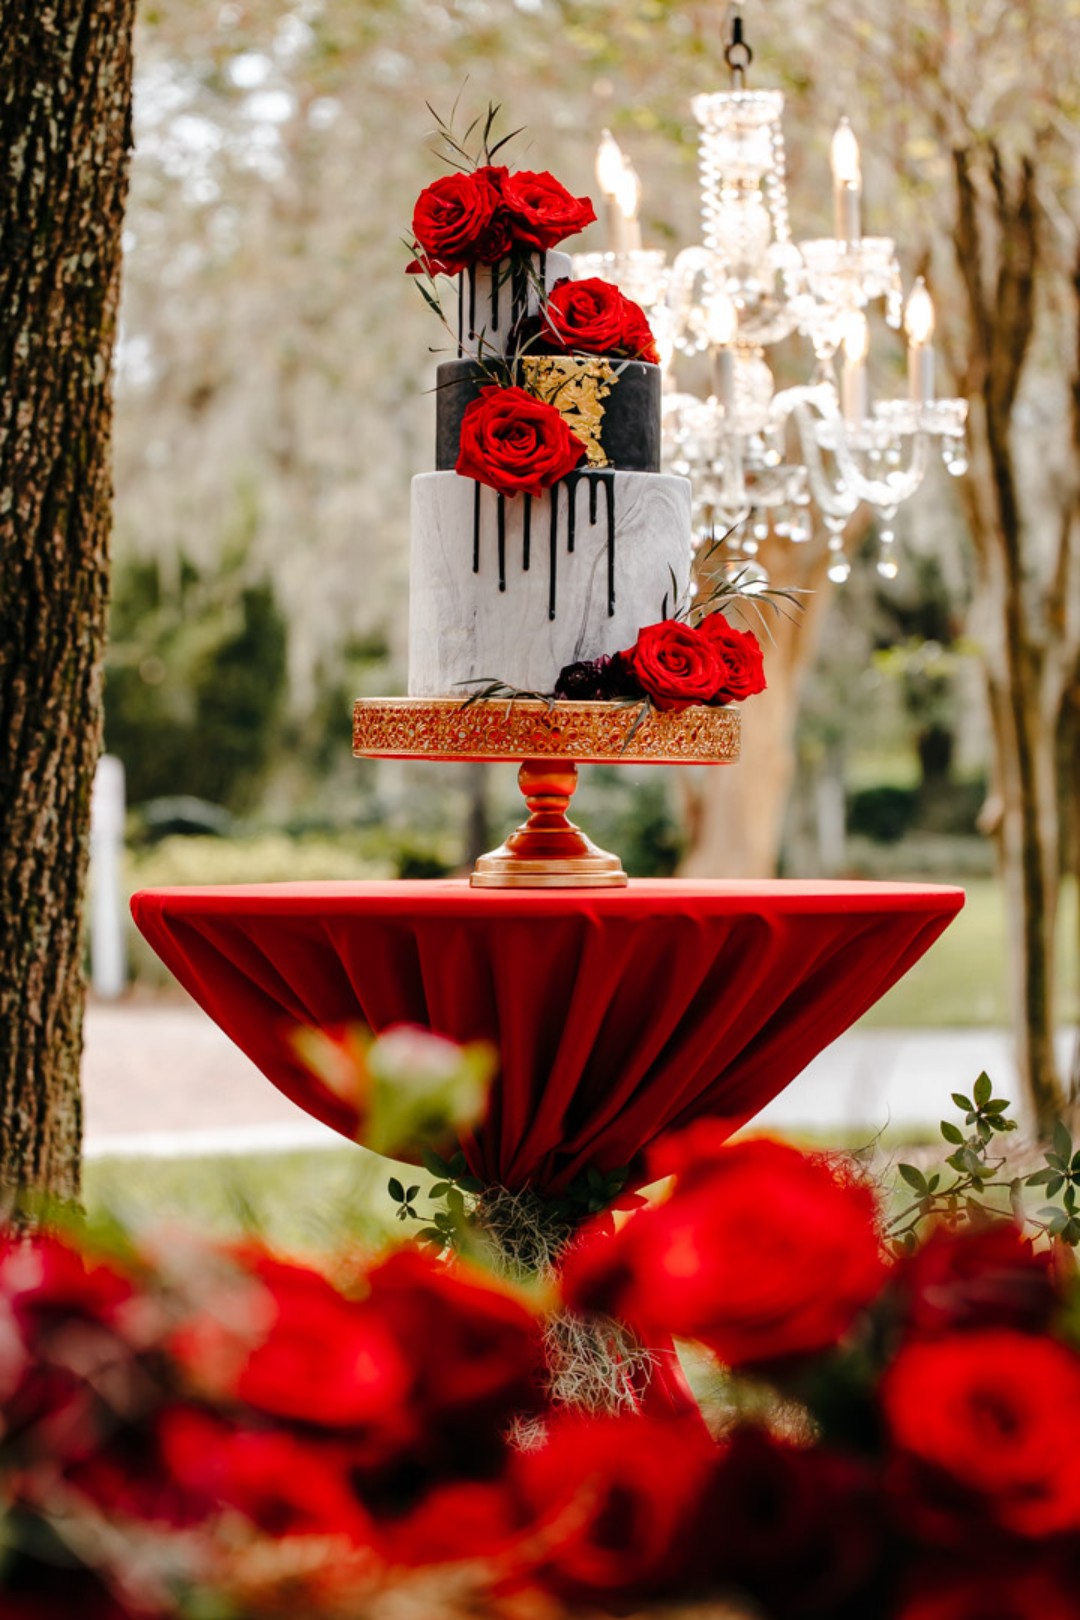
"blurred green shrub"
847,784,917,844
105,548,288,813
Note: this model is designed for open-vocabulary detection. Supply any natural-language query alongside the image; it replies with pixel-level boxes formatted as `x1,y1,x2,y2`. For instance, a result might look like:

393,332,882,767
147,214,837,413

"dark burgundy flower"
703,1428,882,1617
555,656,616,700
896,1560,1080,1620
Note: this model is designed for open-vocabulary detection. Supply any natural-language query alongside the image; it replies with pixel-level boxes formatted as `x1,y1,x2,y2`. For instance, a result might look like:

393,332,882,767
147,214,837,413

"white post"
90,754,126,999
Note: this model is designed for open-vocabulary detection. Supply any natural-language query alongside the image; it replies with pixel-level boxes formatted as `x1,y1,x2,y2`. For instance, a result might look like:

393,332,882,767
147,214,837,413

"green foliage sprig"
889,1071,1080,1251
391,1149,631,1266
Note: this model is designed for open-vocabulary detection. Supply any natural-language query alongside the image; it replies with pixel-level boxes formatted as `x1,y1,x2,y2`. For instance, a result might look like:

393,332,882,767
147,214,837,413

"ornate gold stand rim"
352,696,740,766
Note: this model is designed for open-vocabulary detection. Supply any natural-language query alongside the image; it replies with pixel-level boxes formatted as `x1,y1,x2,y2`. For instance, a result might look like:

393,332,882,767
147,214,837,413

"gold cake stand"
353,697,740,889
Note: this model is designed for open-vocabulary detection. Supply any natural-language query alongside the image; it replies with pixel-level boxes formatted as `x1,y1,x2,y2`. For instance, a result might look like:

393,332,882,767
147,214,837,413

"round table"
131,877,963,1418
130,878,964,1192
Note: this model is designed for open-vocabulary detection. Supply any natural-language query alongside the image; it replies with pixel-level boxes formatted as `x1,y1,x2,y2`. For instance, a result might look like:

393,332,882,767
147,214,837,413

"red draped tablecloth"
131,879,963,1192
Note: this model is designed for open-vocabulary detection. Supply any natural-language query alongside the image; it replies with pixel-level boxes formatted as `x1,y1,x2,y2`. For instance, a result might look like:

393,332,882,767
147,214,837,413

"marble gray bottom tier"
408,469,693,696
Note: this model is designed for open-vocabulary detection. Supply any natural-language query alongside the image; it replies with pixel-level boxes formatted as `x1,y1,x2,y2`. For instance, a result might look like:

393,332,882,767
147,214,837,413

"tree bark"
679,529,848,880
951,146,1068,1129
0,1,135,1210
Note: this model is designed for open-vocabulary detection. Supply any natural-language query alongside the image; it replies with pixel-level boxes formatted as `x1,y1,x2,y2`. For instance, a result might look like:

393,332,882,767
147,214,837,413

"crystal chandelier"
573,6,968,583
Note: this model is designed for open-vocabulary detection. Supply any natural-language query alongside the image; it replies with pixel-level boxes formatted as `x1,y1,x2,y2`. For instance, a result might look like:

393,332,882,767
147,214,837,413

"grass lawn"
84,1147,405,1253
859,875,1078,1028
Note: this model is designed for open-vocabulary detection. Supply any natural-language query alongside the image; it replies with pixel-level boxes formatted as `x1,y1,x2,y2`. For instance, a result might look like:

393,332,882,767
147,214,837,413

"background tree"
801,0,1080,1125
0,0,136,1208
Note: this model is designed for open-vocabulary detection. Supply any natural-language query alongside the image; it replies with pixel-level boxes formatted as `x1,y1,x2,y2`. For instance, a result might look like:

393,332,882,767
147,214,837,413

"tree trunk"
0,1,135,1211
951,145,1068,1130
679,529,845,880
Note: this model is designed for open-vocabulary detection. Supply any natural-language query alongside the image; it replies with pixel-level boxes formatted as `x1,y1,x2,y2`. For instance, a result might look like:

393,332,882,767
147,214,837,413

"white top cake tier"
454,249,571,358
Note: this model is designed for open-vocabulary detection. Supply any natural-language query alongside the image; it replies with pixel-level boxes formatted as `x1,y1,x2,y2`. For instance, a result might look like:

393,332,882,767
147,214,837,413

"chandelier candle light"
574,8,968,580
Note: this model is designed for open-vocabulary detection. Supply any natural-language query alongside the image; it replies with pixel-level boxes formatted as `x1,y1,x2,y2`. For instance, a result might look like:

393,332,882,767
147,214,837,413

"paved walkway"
81,995,1078,1159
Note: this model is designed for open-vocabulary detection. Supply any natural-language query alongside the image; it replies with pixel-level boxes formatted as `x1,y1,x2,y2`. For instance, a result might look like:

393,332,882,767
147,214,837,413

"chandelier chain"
724,6,753,88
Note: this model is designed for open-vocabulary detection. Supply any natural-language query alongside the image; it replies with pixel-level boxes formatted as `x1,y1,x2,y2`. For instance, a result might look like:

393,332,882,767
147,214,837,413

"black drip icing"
496,494,507,591
472,481,481,573
548,483,559,619
470,473,617,621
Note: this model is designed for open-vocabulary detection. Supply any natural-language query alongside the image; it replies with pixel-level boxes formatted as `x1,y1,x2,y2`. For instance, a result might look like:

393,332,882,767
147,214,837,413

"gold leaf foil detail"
520,357,618,468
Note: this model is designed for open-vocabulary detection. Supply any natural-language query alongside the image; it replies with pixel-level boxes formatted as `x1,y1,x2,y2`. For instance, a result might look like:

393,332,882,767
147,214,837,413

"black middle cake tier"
435,356,662,474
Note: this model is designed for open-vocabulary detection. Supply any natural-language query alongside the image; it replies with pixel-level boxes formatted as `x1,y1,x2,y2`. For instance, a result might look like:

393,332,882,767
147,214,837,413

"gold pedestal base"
470,760,627,889
351,696,741,890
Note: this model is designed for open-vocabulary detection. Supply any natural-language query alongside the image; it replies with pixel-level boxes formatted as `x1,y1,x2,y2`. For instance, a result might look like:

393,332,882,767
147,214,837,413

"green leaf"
983,1099,1010,1114
1047,1176,1066,1197
428,1182,451,1198
388,1177,405,1203
928,1174,941,1192
449,1152,468,1176
1026,1167,1057,1186
405,1185,421,1202
418,1227,445,1245
973,1072,992,1108
457,1176,485,1195
940,1120,964,1145
1053,1120,1073,1162
422,1147,452,1178
898,1164,928,1193
951,1093,973,1112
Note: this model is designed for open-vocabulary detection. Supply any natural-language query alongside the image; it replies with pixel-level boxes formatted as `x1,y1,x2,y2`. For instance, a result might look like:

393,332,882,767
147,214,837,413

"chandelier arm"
769,384,935,515
788,402,862,520
826,425,933,509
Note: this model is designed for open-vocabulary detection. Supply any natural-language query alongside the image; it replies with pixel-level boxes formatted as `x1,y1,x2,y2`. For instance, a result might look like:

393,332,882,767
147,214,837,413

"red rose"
899,1222,1057,1339
409,166,505,276
563,1134,886,1366
160,1404,373,1542
456,383,586,498
0,1232,136,1337
543,276,659,363
512,1413,713,1601
363,1248,542,1478
501,168,596,251
698,612,767,702
374,1479,524,1568
171,1251,414,1453
703,1429,882,1615
621,620,727,712
882,1329,1080,1539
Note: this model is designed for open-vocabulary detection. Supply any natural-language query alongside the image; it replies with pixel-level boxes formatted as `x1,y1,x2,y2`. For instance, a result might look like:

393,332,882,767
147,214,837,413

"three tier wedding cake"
403,116,767,721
